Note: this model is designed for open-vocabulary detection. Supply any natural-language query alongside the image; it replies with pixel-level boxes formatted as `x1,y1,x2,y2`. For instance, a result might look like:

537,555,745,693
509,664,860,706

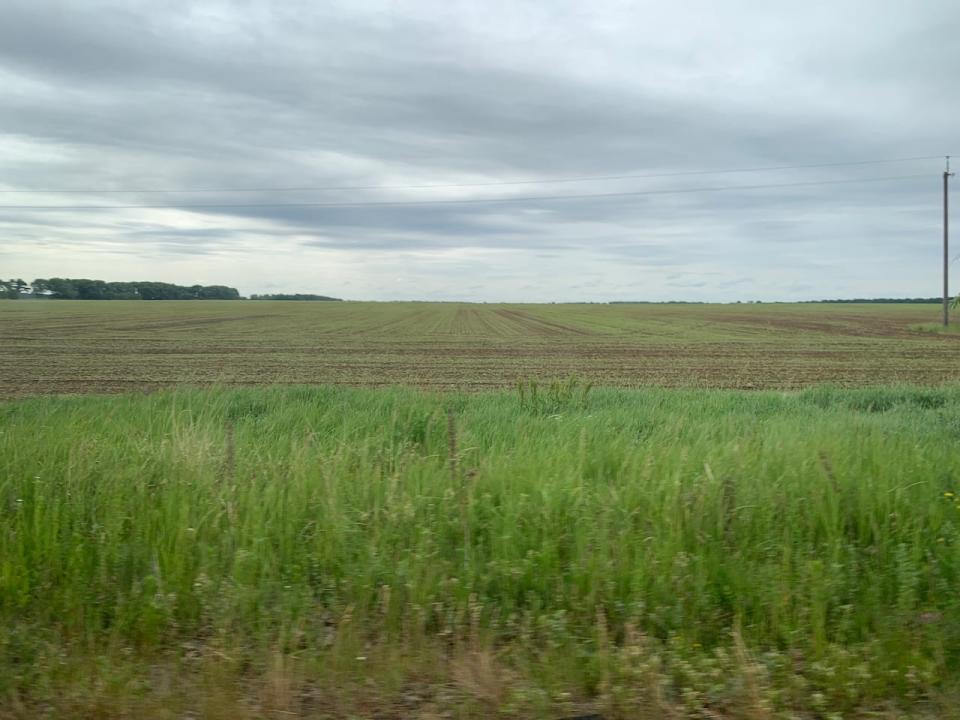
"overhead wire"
0,173,932,211
0,155,945,195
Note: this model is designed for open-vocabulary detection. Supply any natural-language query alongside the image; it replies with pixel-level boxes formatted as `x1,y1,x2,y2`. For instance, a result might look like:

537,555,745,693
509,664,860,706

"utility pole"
945,156,954,327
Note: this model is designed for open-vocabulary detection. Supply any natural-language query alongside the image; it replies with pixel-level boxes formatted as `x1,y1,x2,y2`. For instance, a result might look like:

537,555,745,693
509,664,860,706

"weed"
2,384,960,717
517,374,593,414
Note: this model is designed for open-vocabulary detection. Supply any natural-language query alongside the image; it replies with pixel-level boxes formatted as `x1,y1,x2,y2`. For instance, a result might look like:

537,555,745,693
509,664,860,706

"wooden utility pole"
945,156,953,327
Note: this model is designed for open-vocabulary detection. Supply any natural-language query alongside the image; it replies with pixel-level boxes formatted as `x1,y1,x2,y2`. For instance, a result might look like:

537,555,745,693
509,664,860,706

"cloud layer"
2,0,957,301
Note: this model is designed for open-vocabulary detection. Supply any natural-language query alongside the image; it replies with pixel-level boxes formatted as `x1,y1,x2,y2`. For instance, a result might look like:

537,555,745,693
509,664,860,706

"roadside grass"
911,322,960,335
2,384,960,718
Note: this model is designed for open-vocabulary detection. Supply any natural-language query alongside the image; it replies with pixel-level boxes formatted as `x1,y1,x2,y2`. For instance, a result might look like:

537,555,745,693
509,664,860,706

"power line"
0,173,930,211
0,155,944,195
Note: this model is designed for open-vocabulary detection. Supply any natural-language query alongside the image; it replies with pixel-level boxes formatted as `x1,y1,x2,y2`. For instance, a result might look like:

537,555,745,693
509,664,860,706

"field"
3,384,960,718
2,300,960,398
3,301,960,718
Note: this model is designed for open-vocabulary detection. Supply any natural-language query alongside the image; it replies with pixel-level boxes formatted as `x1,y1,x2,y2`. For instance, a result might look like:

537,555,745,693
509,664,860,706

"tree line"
1,278,240,300
0,279,29,299
802,298,943,304
249,293,341,301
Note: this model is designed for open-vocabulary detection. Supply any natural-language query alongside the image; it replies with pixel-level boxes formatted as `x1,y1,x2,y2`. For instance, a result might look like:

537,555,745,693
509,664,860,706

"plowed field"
2,300,959,397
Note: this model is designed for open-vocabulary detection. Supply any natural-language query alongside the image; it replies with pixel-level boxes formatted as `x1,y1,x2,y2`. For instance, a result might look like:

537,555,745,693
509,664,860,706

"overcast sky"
1,0,957,301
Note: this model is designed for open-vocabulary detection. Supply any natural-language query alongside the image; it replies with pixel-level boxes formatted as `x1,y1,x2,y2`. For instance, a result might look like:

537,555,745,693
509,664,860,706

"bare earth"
2,300,959,398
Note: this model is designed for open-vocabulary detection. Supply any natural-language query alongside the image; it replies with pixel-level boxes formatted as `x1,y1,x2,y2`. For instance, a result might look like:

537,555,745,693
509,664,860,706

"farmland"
3,301,960,718
2,300,960,398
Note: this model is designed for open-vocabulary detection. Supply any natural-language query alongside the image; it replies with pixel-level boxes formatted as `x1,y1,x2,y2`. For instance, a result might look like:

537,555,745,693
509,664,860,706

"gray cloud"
0,0,957,301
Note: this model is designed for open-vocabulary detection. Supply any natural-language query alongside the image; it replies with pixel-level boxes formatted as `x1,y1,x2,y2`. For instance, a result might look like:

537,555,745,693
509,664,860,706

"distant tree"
813,298,942,304
74,279,110,299
108,282,139,299
44,278,79,299
249,293,341,301
197,285,241,299
29,278,240,300
1,279,32,298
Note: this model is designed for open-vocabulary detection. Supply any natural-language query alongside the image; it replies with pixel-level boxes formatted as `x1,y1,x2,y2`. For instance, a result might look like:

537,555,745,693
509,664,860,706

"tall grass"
2,385,960,717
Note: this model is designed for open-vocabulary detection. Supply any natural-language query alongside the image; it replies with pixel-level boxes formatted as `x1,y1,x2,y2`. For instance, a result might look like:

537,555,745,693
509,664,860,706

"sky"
1,0,957,302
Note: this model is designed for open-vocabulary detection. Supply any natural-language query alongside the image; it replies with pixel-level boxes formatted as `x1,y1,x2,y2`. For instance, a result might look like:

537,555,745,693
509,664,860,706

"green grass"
912,322,960,335
3,384,960,718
